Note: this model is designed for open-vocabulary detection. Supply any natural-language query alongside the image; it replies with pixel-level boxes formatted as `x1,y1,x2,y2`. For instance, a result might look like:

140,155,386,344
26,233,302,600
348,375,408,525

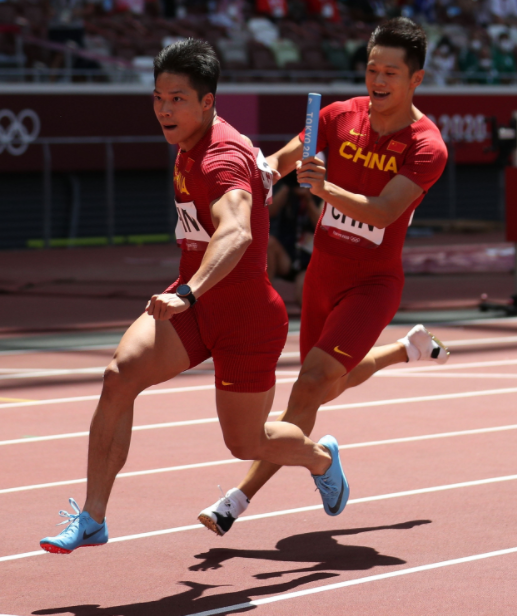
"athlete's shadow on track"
189,519,430,578
32,520,429,616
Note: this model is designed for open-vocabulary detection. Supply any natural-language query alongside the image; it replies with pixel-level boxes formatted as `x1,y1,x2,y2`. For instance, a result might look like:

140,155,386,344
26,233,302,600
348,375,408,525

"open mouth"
372,91,390,99
163,124,177,131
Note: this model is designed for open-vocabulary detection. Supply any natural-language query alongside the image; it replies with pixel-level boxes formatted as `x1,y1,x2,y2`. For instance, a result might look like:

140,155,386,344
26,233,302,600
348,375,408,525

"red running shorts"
300,248,405,373
164,273,288,393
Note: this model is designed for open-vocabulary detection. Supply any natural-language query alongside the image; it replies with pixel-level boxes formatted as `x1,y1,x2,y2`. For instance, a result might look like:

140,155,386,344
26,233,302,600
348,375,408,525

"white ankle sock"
398,335,420,362
227,488,250,516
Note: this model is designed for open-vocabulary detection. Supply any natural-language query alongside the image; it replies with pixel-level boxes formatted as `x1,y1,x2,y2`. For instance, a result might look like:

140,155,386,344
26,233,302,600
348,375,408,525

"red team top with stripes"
299,96,447,262
174,117,271,287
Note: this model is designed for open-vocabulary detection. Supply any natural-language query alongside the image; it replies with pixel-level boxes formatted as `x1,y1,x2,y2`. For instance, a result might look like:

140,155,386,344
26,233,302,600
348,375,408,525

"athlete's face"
154,72,215,151
366,46,424,115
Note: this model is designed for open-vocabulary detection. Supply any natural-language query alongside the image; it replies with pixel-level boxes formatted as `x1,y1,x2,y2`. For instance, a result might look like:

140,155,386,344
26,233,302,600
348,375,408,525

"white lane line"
1,341,515,381
185,547,517,616
0,378,298,410
376,372,517,379
2,385,517,447
3,424,517,494
0,352,301,380
0,417,222,446
0,331,514,358
384,358,517,373
321,386,517,412
0,367,106,380
2,474,517,563
2,366,517,411
445,335,517,348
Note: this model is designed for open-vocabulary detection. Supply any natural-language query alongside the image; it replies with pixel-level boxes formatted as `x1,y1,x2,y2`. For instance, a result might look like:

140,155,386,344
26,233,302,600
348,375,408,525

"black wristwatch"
176,284,197,306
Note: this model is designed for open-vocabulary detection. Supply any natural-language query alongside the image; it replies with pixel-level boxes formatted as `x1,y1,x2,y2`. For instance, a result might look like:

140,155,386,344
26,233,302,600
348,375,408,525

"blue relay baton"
300,92,321,188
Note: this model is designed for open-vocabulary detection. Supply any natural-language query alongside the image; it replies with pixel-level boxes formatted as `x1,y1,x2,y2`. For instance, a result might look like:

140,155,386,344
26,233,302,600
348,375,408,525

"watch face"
176,284,191,297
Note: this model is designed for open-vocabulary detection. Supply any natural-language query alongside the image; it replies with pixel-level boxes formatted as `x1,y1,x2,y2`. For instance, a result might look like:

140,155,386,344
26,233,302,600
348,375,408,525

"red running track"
1,320,517,616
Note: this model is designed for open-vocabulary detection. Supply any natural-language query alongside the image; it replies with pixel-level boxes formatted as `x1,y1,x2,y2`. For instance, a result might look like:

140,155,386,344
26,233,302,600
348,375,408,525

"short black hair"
367,18,427,74
154,38,220,100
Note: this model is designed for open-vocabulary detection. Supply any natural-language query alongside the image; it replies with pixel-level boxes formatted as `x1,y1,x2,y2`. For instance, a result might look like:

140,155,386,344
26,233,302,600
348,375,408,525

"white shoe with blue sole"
312,435,349,516
40,498,108,554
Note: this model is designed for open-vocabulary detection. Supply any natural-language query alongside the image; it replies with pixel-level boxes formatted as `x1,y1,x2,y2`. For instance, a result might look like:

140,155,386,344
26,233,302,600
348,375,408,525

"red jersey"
174,117,271,287
299,96,447,262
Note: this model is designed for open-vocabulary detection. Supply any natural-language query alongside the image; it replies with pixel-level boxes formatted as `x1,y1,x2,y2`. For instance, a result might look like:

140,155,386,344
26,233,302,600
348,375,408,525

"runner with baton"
199,17,449,537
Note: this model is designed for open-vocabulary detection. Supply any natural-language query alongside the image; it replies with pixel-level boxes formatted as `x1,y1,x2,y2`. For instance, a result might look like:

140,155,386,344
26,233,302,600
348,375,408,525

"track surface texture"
1,313,517,616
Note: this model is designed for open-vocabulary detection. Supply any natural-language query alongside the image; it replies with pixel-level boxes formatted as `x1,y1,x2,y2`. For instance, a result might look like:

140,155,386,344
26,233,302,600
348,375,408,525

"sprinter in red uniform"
40,39,349,555
199,17,449,536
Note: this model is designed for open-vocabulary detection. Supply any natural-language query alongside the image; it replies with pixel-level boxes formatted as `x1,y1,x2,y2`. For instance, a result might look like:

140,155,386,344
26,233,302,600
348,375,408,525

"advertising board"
1,85,516,172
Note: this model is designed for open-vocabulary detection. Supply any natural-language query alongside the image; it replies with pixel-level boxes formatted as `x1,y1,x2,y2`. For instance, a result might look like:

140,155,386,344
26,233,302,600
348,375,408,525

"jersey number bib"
175,200,211,251
321,204,384,249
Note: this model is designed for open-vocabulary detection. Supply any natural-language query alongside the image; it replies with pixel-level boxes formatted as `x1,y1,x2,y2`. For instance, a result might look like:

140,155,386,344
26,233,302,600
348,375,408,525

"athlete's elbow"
236,229,253,249
374,211,396,229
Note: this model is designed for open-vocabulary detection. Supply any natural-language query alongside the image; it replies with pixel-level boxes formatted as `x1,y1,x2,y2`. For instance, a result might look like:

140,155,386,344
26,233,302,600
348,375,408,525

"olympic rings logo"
0,109,41,156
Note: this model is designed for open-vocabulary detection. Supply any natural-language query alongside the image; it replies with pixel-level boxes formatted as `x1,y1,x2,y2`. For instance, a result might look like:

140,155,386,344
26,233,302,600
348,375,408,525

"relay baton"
300,92,321,188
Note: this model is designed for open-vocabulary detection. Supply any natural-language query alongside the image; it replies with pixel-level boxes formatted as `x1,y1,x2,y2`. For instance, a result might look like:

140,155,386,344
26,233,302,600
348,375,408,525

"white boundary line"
1,356,516,381
376,372,517,379
1,374,517,411
0,329,515,358
0,378,298,410
185,547,517,616
445,335,517,348
2,473,517,563
2,385,517,446
2,423,517,494
383,358,517,373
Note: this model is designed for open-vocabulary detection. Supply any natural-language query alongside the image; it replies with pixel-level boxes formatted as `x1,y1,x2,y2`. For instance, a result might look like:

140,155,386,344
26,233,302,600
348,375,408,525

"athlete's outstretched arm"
266,136,304,179
297,156,423,228
147,189,252,320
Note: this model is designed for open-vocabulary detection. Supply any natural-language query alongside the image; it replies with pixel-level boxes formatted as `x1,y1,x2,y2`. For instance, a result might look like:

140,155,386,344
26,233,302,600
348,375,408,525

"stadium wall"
1,85,515,249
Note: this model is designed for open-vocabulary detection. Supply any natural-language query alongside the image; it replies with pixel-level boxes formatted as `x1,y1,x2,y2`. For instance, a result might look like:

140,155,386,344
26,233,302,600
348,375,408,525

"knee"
295,366,342,397
102,359,142,399
224,435,260,461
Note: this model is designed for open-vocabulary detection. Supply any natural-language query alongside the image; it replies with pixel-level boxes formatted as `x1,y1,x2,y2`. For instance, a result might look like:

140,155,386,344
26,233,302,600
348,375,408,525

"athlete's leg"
216,386,331,474
236,347,344,499
322,341,407,403
84,312,190,522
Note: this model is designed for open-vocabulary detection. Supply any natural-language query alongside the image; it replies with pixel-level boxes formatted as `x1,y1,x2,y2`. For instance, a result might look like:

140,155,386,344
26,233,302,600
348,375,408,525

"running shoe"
312,435,349,516
40,498,108,554
399,324,450,364
198,487,249,536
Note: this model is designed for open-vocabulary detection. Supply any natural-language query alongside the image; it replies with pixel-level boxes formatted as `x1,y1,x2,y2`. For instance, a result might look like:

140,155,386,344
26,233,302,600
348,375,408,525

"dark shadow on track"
190,520,428,578
32,573,338,616
33,521,428,616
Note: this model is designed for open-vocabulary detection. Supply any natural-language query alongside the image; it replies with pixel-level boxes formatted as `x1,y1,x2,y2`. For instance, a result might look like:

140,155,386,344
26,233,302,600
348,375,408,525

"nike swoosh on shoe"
83,527,103,541
328,478,345,515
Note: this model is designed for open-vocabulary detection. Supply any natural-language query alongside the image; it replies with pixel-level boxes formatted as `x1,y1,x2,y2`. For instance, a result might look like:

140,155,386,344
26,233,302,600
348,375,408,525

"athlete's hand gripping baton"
300,93,321,188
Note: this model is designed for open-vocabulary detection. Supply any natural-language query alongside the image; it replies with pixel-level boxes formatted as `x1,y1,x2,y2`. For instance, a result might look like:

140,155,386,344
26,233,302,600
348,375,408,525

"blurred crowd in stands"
1,0,517,82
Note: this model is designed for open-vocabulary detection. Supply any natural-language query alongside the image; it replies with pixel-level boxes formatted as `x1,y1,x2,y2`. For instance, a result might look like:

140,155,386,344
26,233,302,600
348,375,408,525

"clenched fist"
146,293,189,320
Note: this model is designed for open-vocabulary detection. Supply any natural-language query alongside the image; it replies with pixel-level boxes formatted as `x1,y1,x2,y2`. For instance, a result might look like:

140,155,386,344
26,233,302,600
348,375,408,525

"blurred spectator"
477,42,498,83
457,30,483,80
346,0,384,21
425,36,457,84
489,0,517,23
255,0,288,18
268,172,322,306
413,0,437,23
248,15,279,45
322,39,350,71
492,30,517,81
209,0,247,29
306,0,341,21
270,36,301,67
349,38,368,81
114,0,145,13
